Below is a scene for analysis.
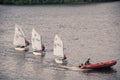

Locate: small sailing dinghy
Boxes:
[53,34,67,64]
[31,28,45,56]
[13,24,29,51]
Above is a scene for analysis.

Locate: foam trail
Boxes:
[58,65,84,71]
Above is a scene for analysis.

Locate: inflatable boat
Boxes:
[80,60,117,69]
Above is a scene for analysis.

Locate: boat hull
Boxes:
[80,60,117,69]
[55,58,67,64]
[55,58,63,64]
[15,47,28,51]
[33,51,45,56]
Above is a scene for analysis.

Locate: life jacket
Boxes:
[64,54,67,59]
[25,40,30,46]
[42,45,45,51]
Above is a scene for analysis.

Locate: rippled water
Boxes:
[0,1,120,80]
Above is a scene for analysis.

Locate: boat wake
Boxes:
[58,65,83,71]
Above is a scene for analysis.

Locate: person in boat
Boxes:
[85,58,91,65]
[25,40,30,46]
[78,63,83,67]
[62,54,67,61]
[42,44,45,52]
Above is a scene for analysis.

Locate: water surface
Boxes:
[0,2,120,80]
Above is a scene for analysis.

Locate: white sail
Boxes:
[53,34,64,58]
[31,28,42,51]
[13,24,26,46]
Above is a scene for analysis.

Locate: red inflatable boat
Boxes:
[80,60,117,69]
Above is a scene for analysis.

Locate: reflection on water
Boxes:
[0,1,120,80]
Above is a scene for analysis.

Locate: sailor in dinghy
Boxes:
[53,34,67,64]
[31,28,45,56]
[13,24,29,51]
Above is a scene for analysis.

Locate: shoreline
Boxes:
[0,1,119,5]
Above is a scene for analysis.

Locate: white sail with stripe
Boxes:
[31,28,42,51]
[53,34,64,58]
[13,24,26,46]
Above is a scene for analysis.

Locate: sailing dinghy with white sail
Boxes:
[53,34,67,64]
[31,28,45,56]
[13,24,29,51]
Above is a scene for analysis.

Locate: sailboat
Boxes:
[53,34,67,64]
[13,24,29,51]
[31,28,45,56]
